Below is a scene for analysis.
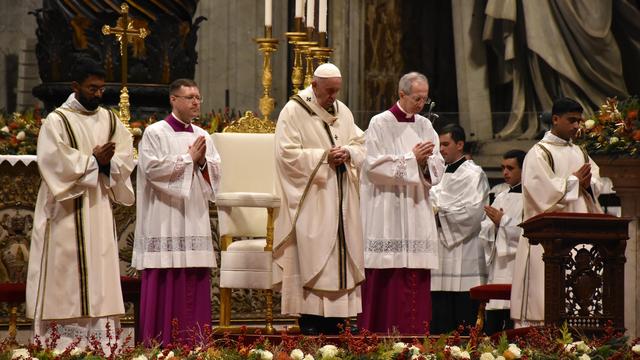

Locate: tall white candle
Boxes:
[306,0,315,28]
[318,0,327,32]
[265,0,272,27]
[295,0,303,18]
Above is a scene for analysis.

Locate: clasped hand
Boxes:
[328,146,350,167]
[572,163,592,191]
[484,205,504,226]
[413,141,434,167]
[93,142,115,166]
[188,135,207,167]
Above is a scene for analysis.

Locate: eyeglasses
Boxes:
[409,95,431,105]
[174,95,204,104]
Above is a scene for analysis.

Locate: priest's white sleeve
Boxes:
[102,114,135,206]
[196,134,221,202]
[37,113,99,202]
[478,214,497,267]
[436,170,489,249]
[362,121,423,186]
[137,126,195,199]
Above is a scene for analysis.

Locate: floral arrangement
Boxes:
[2,322,640,360]
[0,108,42,155]
[575,96,640,158]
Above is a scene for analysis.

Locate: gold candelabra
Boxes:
[285,31,307,95]
[255,26,279,122]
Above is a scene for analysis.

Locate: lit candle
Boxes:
[265,0,272,27]
[295,0,303,18]
[318,0,327,33]
[306,0,315,28]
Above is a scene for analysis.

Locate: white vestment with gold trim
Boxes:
[273,86,366,317]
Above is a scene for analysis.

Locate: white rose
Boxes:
[445,345,463,358]
[579,354,590,360]
[16,131,26,140]
[157,353,164,359]
[584,119,595,130]
[610,137,619,144]
[496,357,506,360]
[303,355,315,360]
[393,342,407,353]
[410,355,421,360]
[506,344,521,359]
[261,350,273,360]
[632,344,640,354]
[408,345,421,356]
[574,341,591,353]
[132,355,148,360]
[318,345,339,359]
[480,352,496,360]
[291,349,305,360]
[459,351,471,359]
[1,126,9,133]
[70,347,83,356]
[11,348,30,359]
[166,351,175,359]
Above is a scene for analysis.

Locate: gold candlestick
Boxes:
[298,41,318,88]
[310,45,333,64]
[285,31,307,94]
[255,26,279,122]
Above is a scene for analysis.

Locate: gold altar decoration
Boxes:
[222,111,276,134]
[311,31,333,64]
[102,3,149,128]
[255,26,279,122]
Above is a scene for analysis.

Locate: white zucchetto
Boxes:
[313,63,342,78]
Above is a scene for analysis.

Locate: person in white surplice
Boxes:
[133,79,221,345]
[478,149,525,334]
[273,63,366,335]
[357,72,445,334]
[26,59,135,351]
[429,124,489,334]
[511,97,604,328]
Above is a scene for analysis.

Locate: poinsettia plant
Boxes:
[575,96,640,158]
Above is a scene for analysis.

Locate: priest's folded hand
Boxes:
[93,142,115,166]
[189,135,207,166]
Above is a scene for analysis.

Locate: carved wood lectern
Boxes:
[521,212,630,333]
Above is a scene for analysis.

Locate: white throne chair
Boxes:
[212,111,279,333]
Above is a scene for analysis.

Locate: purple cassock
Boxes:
[138,114,212,346]
[356,103,433,335]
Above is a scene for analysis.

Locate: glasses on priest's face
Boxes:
[174,95,204,104]
[409,94,431,106]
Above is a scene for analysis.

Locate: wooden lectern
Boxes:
[521,212,630,333]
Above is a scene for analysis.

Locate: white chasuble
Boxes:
[430,158,489,292]
[26,94,135,321]
[133,120,221,269]
[361,110,445,269]
[478,187,523,310]
[273,86,366,317]
[511,131,604,323]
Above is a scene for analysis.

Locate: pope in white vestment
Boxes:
[26,83,134,348]
[273,64,365,334]
[511,98,604,326]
